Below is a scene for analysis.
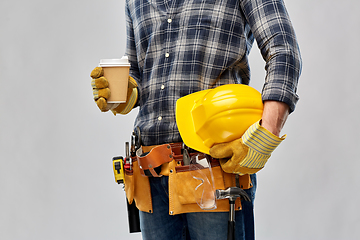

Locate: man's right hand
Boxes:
[91,67,112,112]
[90,67,139,114]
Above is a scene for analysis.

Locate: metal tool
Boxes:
[131,131,137,157]
[215,187,251,240]
[182,143,191,165]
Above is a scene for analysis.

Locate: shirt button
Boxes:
[158,116,162,121]
[165,52,170,58]
[167,18,172,23]
[161,84,165,90]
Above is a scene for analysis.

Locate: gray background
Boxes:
[1,0,359,239]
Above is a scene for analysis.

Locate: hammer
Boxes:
[215,187,251,240]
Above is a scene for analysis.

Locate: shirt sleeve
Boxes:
[125,0,141,108]
[240,0,302,113]
[125,0,141,84]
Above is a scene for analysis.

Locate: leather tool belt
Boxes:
[136,142,202,177]
[125,142,252,215]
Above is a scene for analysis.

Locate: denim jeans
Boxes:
[139,174,257,240]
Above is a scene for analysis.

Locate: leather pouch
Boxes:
[124,159,153,213]
[168,160,252,215]
[175,164,225,205]
[124,169,134,204]
[137,144,174,177]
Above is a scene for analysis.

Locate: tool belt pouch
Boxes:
[175,163,225,205]
[136,144,174,177]
[124,158,153,213]
[168,159,252,215]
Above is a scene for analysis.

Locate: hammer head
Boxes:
[215,187,251,202]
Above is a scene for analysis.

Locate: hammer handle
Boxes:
[227,220,235,240]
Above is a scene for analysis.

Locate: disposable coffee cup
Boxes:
[99,56,130,109]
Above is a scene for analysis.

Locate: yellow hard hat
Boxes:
[176,84,263,154]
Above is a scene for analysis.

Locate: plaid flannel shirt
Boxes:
[125,0,301,146]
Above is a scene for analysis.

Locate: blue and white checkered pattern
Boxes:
[125,0,301,146]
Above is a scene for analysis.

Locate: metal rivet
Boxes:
[169,154,173,158]
[170,169,173,173]
[167,145,171,149]
[148,164,152,168]
[170,211,173,215]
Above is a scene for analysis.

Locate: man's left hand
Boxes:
[209,120,286,175]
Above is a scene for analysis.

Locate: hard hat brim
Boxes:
[176,89,212,154]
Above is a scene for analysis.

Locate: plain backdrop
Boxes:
[1,0,359,239]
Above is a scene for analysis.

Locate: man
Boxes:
[91,0,301,239]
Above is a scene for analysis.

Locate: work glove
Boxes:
[90,67,138,114]
[209,121,286,175]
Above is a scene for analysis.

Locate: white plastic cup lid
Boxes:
[99,56,130,67]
